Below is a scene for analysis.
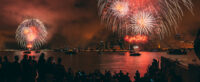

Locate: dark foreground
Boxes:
[2,51,196,82]
[0,52,169,82]
[9,51,165,79]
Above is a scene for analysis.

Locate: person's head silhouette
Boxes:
[23,55,28,60]
[14,56,19,62]
[39,53,45,59]
[29,56,32,60]
[4,56,8,62]
[47,57,53,63]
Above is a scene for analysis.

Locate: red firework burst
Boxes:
[124,35,148,44]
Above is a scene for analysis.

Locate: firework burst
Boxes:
[98,0,130,32]
[16,19,48,49]
[124,35,148,44]
[98,0,193,38]
[110,1,129,17]
[129,11,157,35]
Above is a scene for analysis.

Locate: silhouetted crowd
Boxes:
[0,53,132,82]
[0,53,174,82]
[134,59,166,82]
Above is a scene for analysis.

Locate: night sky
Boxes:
[0,0,200,49]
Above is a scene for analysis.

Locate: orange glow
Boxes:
[23,26,38,49]
[23,26,38,42]
[27,34,36,42]
[27,44,33,49]
[23,29,30,34]
[124,35,148,44]
[115,4,123,13]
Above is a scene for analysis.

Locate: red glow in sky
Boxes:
[124,35,148,44]
[129,0,159,14]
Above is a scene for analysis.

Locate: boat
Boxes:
[129,51,141,56]
[130,52,141,56]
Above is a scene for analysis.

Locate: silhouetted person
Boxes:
[46,57,54,73]
[21,54,31,82]
[38,53,46,82]
[32,56,37,69]
[28,56,33,63]
[2,56,11,82]
[28,56,37,82]
[45,57,55,82]
[152,59,159,72]
[0,56,3,82]
[119,70,124,77]
[118,70,124,82]
[113,71,119,81]
[10,56,21,82]
[55,58,66,82]
[134,70,141,82]
[120,73,131,82]
[194,29,200,59]
[104,70,112,82]
[32,56,38,80]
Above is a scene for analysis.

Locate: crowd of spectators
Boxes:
[0,53,177,82]
[0,53,132,82]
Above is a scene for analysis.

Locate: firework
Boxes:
[16,19,48,49]
[98,0,130,32]
[110,1,129,18]
[128,11,157,35]
[124,35,148,43]
[98,0,193,38]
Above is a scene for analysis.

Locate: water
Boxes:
[0,51,166,81]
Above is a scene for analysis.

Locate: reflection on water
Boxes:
[0,51,166,80]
